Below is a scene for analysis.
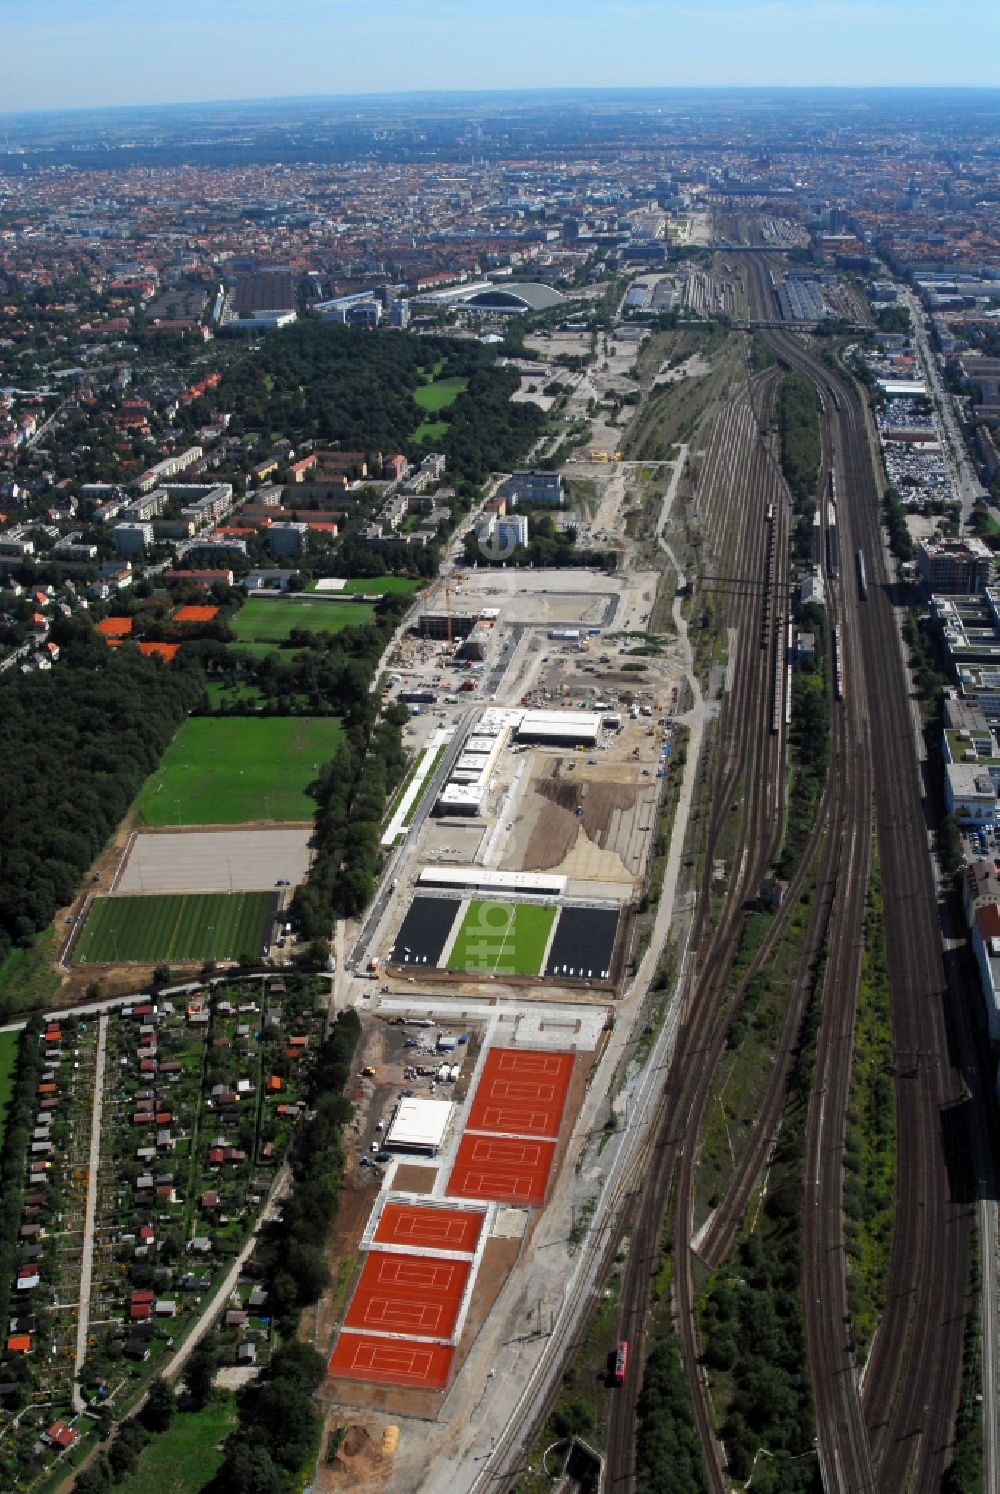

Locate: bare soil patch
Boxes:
[391,1165,437,1195]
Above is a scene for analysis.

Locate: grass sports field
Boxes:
[135,716,342,825]
[447,900,556,978]
[413,375,468,413]
[343,576,423,596]
[73,892,273,964]
[230,597,374,655]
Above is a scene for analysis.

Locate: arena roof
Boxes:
[464,283,566,312]
[420,281,567,314]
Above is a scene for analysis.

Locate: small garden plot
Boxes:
[447,900,556,978]
[134,716,342,825]
[87,976,324,1409]
[73,892,273,964]
[229,597,374,656]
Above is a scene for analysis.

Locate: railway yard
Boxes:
[315,239,1000,1493]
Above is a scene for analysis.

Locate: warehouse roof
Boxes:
[385,1098,453,1154]
[516,709,601,740]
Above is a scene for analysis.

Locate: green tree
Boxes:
[141,1377,175,1433]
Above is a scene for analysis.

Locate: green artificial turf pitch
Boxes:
[73,892,273,964]
[447,900,556,978]
[135,716,341,825]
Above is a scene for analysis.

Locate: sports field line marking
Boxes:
[487,1078,559,1102]
[375,1256,460,1288]
[463,1136,546,1164]
[349,1339,430,1375]
[396,1216,467,1242]
[460,1170,535,1201]
[477,1110,551,1134]
[365,1296,442,1331]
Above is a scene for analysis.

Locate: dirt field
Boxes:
[502,755,658,888]
[116,826,313,894]
[391,1165,437,1195]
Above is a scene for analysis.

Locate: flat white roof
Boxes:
[385,1097,454,1153]
[517,709,601,739]
[465,737,496,754]
[418,866,567,895]
[456,752,491,771]
[438,783,485,807]
[877,379,927,397]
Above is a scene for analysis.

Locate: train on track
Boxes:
[833,625,845,701]
[826,505,840,580]
[856,547,867,600]
[611,1341,628,1385]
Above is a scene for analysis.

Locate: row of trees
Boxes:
[700,951,824,1491]
[778,372,822,505]
[294,700,409,935]
[0,623,204,972]
[635,1334,708,1492]
[883,485,915,562]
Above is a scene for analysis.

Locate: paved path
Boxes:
[72,1013,108,1412]
[162,1162,291,1385]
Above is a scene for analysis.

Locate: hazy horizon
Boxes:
[4,0,998,115]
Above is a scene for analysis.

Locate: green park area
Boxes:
[412,420,448,444]
[413,374,468,413]
[0,929,61,1021]
[0,1029,20,1145]
[73,891,273,965]
[135,716,342,825]
[117,1394,239,1494]
[447,900,556,978]
[229,597,374,656]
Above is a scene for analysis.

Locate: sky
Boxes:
[2,0,998,114]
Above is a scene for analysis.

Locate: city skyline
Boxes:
[4,0,998,115]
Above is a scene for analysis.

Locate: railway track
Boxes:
[606,367,794,1488]
[752,267,981,1492]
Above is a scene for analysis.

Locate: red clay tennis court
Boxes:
[344,1251,471,1339]
[329,1331,454,1391]
[373,1202,485,1255]
[466,1047,575,1138]
[447,1132,557,1208]
[174,604,219,623]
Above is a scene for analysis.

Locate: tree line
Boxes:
[294,700,409,936]
[778,372,822,506]
[0,624,204,981]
